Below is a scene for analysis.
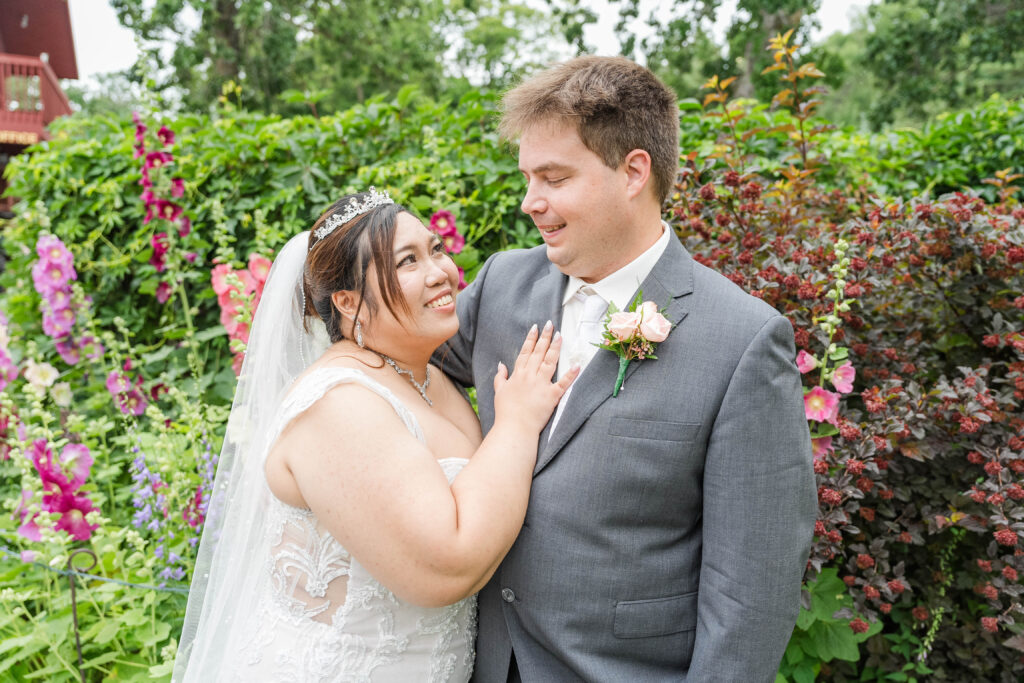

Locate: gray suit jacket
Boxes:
[437,236,815,682]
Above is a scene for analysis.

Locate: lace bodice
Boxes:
[228,367,476,682]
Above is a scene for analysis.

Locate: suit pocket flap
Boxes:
[614,591,698,639]
[609,417,702,443]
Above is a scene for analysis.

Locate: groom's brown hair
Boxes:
[499,56,680,204]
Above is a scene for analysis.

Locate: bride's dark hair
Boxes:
[303,192,412,343]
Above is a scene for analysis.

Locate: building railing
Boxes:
[0,52,73,145]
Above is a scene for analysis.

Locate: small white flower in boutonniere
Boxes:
[596,292,672,397]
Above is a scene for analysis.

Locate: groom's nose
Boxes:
[520,182,545,217]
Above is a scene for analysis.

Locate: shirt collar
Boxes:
[561,221,672,309]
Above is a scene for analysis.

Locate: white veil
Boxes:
[173,231,330,680]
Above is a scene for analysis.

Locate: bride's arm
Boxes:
[285,324,577,608]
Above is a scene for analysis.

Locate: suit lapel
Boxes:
[535,236,695,475]
[527,262,568,447]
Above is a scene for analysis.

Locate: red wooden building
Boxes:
[0,0,78,212]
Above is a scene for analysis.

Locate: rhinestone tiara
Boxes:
[313,187,394,244]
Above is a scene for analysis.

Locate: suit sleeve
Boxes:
[686,314,816,682]
[433,252,498,388]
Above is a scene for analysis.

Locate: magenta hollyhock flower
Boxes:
[140,188,155,205]
[442,230,466,255]
[145,150,173,169]
[811,436,834,461]
[14,489,40,541]
[46,288,71,309]
[430,210,457,236]
[796,350,818,374]
[60,443,93,490]
[831,361,856,394]
[157,125,175,146]
[155,199,182,222]
[155,281,173,303]
[457,266,467,291]
[171,177,185,198]
[0,347,17,391]
[50,491,98,541]
[150,232,169,272]
[178,215,192,237]
[804,386,840,423]
[184,251,198,264]
[31,439,72,495]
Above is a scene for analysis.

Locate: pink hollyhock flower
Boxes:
[184,251,198,264]
[18,517,41,541]
[457,266,467,291]
[106,370,131,395]
[140,189,155,206]
[157,125,175,146]
[608,311,641,342]
[442,231,465,254]
[119,389,148,416]
[430,210,457,236]
[50,491,98,541]
[36,235,74,268]
[811,436,834,461]
[80,336,103,361]
[21,550,37,563]
[796,350,818,373]
[831,361,856,394]
[55,339,81,365]
[178,215,191,237]
[42,307,76,338]
[804,386,840,423]
[211,264,233,295]
[14,489,39,541]
[47,288,71,309]
[155,281,173,303]
[0,348,17,391]
[171,177,185,198]
[248,254,273,283]
[31,259,75,296]
[638,301,671,342]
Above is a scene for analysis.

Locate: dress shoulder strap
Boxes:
[274,366,426,444]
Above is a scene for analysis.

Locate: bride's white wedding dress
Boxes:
[226,367,476,682]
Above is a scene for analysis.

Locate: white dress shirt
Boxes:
[549,222,671,433]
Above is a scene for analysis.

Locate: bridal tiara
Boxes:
[313,187,394,244]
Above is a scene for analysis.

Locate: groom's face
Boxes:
[518,121,633,283]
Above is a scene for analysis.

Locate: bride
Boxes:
[173,189,578,681]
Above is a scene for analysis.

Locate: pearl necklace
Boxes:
[377,353,432,406]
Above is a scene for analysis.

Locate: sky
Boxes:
[68,0,873,86]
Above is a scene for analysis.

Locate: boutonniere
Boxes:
[596,291,673,397]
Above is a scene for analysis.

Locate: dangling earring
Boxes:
[355,320,364,348]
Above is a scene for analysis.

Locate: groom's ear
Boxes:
[330,290,359,319]
[622,149,653,200]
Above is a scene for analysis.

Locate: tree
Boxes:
[860,0,1024,125]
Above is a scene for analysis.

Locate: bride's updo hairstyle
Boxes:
[303,191,413,343]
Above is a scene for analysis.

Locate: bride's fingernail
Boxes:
[553,331,561,342]
[543,320,553,332]
[530,323,538,334]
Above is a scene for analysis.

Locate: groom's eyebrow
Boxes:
[522,162,571,175]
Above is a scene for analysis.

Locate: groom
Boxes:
[439,56,815,681]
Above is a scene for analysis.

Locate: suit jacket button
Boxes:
[501,588,516,603]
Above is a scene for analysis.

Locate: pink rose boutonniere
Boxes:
[597,292,673,397]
